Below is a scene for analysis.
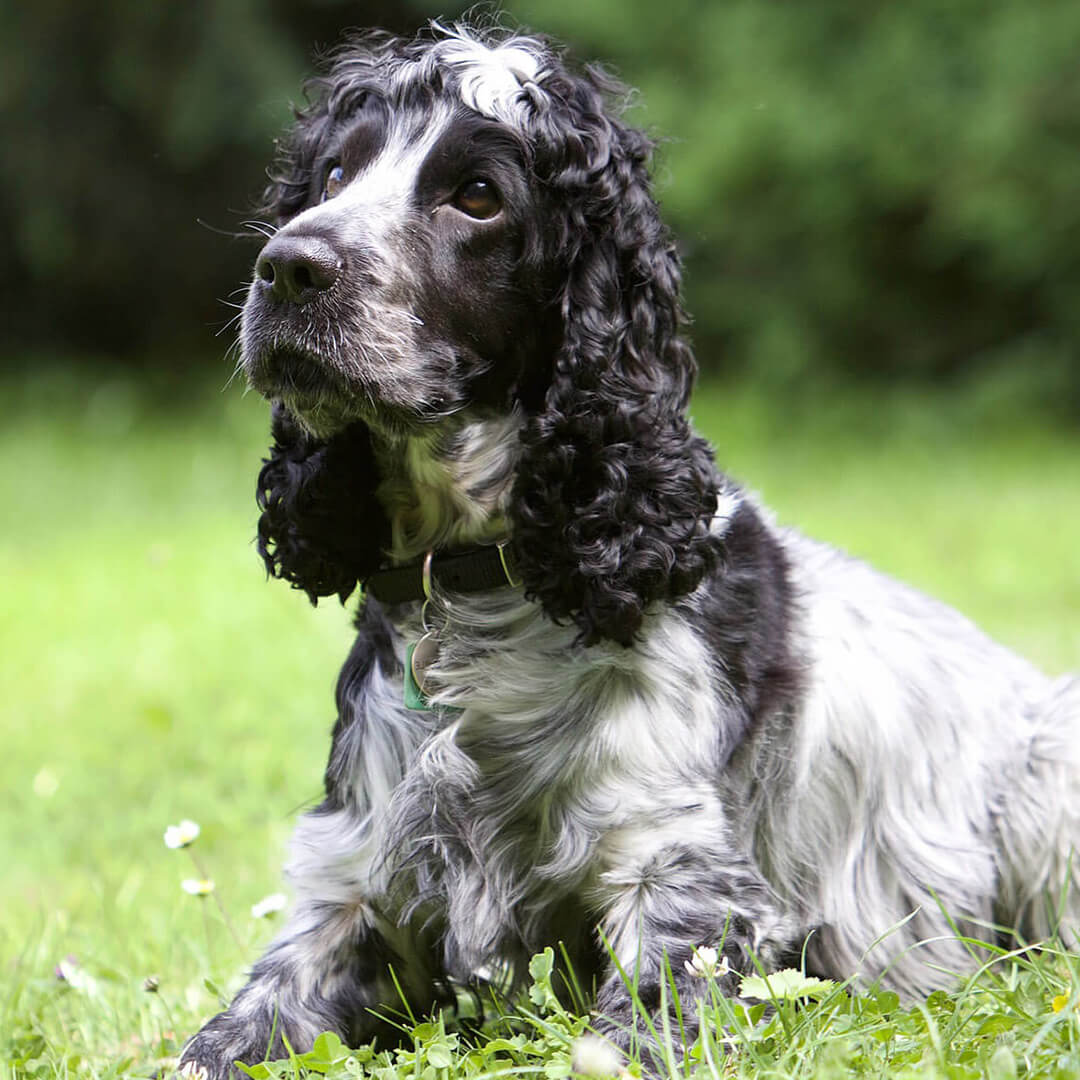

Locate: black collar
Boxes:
[363,540,522,606]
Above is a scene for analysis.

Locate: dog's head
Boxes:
[247,23,719,645]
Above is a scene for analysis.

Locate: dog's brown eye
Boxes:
[453,179,501,220]
[322,164,345,203]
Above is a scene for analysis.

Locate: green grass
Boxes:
[2,367,1078,1078]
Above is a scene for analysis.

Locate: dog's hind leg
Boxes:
[994,675,1080,948]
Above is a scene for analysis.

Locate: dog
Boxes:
[181,21,1080,1077]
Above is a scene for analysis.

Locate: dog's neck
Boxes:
[372,409,523,565]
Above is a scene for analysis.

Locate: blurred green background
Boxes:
[4,0,1080,410]
[1,3,1078,1071]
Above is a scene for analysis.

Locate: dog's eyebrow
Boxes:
[335,106,391,175]
[421,112,527,171]
[410,116,528,212]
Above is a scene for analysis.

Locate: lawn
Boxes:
[2,367,1078,1078]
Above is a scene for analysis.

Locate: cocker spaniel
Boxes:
[182,21,1080,1077]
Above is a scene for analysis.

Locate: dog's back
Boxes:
[723,529,1080,993]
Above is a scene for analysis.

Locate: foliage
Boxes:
[233,950,588,1080]
[183,944,1080,1080]
[4,1,1080,408]
[513,0,1080,410]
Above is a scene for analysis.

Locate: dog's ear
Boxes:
[511,67,719,647]
[256,403,387,604]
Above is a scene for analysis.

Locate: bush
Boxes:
[519,0,1080,410]
[6,0,1079,411]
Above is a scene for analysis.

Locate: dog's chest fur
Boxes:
[324,587,722,978]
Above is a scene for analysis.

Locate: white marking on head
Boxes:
[432,24,547,126]
[287,104,454,242]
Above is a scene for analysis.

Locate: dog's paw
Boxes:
[175,1062,211,1080]
[175,1048,244,1080]
[177,1016,277,1080]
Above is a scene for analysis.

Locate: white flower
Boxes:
[33,767,59,798]
[181,877,215,897]
[572,1034,624,1077]
[250,892,288,919]
[684,945,729,980]
[56,957,99,996]
[164,819,201,849]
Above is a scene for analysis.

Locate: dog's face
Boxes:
[241,38,562,438]
[248,26,720,646]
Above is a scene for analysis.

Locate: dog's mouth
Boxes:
[239,288,464,437]
[247,345,342,399]
[245,342,437,439]
[244,345,366,433]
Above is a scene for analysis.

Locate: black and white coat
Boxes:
[182,23,1080,1078]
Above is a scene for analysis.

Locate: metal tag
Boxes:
[404,633,439,711]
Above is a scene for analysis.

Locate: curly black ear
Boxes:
[256,403,388,603]
[511,65,719,647]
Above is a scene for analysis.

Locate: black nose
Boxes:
[255,234,342,304]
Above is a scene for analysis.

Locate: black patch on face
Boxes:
[309,97,391,205]
[409,110,560,411]
[415,111,531,207]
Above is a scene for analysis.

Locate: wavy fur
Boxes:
[250,30,715,644]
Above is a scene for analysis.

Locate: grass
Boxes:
[1,366,1078,1078]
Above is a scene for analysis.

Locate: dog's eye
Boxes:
[321,164,345,203]
[452,179,501,220]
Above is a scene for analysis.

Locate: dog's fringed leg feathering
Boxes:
[589,807,799,1066]
[180,629,443,1078]
[178,899,435,1077]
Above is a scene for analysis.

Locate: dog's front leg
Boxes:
[590,816,796,1066]
[179,807,439,1080]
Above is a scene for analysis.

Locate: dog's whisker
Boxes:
[241,219,279,239]
[213,312,245,341]
[197,217,262,241]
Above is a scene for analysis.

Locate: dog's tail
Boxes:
[994,675,1080,946]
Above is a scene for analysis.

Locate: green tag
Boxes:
[404,642,432,711]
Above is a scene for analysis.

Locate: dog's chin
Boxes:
[244,345,446,441]
[279,395,362,440]
[244,346,364,437]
